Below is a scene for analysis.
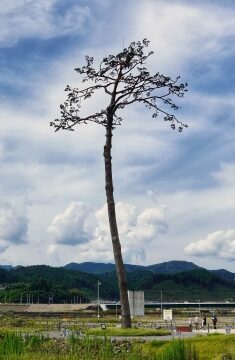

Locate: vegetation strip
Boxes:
[85,327,171,337]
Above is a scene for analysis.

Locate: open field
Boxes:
[0,329,234,360]
[146,335,235,360]
[0,310,235,359]
[0,331,202,360]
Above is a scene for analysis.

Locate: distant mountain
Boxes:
[100,267,235,302]
[64,260,201,274]
[0,265,13,271]
[0,264,235,303]
[64,261,235,289]
[0,265,118,303]
[147,261,201,273]
[64,262,115,273]
[64,262,145,274]
[211,269,235,283]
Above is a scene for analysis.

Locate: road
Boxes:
[39,328,234,341]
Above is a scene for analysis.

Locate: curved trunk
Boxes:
[103,110,131,328]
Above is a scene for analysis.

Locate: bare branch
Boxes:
[52,38,188,133]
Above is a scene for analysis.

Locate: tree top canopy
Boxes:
[51,38,188,132]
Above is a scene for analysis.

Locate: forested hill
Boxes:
[64,260,201,274]
[0,265,118,304]
[0,265,235,303]
[128,268,235,301]
[147,261,201,273]
[64,261,235,287]
[211,269,235,283]
[102,268,235,302]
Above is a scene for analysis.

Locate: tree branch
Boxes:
[52,38,188,134]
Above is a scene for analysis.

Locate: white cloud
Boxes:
[95,201,168,263]
[0,0,91,45]
[48,200,168,264]
[0,241,9,253]
[46,243,58,255]
[48,202,94,245]
[128,207,168,242]
[0,0,235,271]
[184,229,235,260]
[0,202,28,250]
[213,163,235,187]
[129,0,235,74]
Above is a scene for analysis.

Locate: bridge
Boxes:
[101,301,235,311]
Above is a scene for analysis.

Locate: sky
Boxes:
[0,0,235,271]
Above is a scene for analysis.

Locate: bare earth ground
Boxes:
[0,304,91,312]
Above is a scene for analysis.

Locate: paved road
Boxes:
[39,330,208,341]
[33,326,235,341]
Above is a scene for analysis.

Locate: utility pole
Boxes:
[161,290,163,319]
[97,281,101,318]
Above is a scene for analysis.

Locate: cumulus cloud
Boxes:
[0,202,28,251]
[48,201,168,264]
[94,201,168,263]
[0,0,91,45]
[184,229,235,260]
[48,202,94,245]
[128,206,168,242]
[1,0,235,269]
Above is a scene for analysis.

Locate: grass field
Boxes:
[0,332,199,360]
[146,334,235,360]
[84,326,171,337]
[0,314,235,359]
[0,330,234,359]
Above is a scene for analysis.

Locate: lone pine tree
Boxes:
[51,39,187,328]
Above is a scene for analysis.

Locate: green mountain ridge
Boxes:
[103,268,235,302]
[64,260,201,274]
[64,262,146,273]
[64,261,235,285]
[0,262,235,303]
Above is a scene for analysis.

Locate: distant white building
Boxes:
[128,290,144,316]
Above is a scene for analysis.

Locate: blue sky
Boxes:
[0,0,235,271]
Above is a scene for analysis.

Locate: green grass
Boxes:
[0,316,57,333]
[85,326,171,337]
[3,331,234,360]
[147,335,235,360]
[191,335,235,360]
[0,315,235,360]
[0,332,199,360]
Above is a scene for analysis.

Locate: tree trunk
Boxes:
[103,110,131,328]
